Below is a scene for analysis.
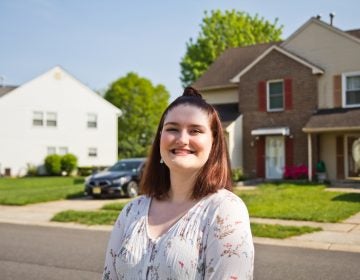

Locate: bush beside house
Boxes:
[43,154,78,176]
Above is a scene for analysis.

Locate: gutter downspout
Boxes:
[307,133,313,181]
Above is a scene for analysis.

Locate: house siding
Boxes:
[201,87,238,104]
[239,50,319,177]
[0,67,120,176]
[283,20,360,109]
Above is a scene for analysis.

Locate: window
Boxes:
[33,111,57,127]
[46,112,57,127]
[33,111,44,126]
[58,147,68,155]
[47,147,56,155]
[87,113,97,128]
[88,147,97,157]
[267,80,284,111]
[343,73,360,107]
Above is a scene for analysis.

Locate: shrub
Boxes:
[26,163,38,176]
[44,154,62,175]
[61,154,78,175]
[231,168,245,182]
[283,164,308,180]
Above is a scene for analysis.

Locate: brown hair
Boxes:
[140,86,232,200]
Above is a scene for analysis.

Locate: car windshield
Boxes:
[108,160,142,172]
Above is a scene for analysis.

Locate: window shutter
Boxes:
[258,81,266,112]
[285,137,294,167]
[336,136,344,179]
[284,78,293,110]
[333,75,342,108]
[256,137,265,178]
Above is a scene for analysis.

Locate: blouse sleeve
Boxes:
[102,202,132,280]
[204,195,254,280]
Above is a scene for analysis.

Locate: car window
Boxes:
[108,161,142,172]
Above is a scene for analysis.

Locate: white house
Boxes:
[0,66,121,176]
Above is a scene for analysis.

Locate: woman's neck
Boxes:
[168,171,197,203]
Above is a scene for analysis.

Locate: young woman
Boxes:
[103,87,254,280]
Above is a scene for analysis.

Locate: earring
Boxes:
[160,158,164,164]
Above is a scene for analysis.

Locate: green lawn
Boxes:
[0,177,84,205]
[235,183,360,222]
[52,205,321,239]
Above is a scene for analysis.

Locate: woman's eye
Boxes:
[165,127,178,132]
[190,129,201,134]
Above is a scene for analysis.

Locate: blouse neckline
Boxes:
[144,195,206,243]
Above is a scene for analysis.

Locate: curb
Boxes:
[1,218,360,253]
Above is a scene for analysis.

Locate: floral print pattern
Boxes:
[103,189,254,279]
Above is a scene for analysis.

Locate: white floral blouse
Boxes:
[102,189,254,280]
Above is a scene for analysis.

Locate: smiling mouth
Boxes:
[171,149,195,155]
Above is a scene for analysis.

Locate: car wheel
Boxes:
[127,181,138,198]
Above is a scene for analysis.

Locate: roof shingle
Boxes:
[192,42,279,90]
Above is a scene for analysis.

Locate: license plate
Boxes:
[93,187,101,194]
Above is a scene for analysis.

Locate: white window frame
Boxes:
[342,71,360,108]
[46,112,57,127]
[88,147,98,157]
[58,147,68,155]
[87,113,98,128]
[267,79,284,112]
[47,147,56,155]
[33,111,44,126]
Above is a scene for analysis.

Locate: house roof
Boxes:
[0,86,17,98]
[303,108,360,133]
[283,17,360,48]
[230,45,324,83]
[192,42,279,90]
[213,103,241,123]
[346,29,360,39]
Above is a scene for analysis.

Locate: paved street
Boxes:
[1,223,359,280]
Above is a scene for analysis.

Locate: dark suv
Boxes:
[84,158,146,198]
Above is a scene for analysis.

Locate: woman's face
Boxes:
[160,104,213,174]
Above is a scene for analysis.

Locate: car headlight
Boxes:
[113,176,131,185]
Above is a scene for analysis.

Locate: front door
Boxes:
[266,136,285,179]
[347,135,360,178]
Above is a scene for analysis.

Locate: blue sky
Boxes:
[1,0,359,100]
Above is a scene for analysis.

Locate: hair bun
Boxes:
[182,86,203,98]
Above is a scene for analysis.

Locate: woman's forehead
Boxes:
[164,104,210,125]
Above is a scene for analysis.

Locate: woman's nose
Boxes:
[176,130,189,145]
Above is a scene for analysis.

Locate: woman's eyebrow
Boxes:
[164,122,206,129]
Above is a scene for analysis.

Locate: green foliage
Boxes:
[61,153,78,175]
[44,154,62,176]
[26,163,38,176]
[104,72,170,158]
[231,168,245,182]
[180,9,283,86]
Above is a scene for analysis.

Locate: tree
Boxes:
[180,10,283,86]
[104,73,170,158]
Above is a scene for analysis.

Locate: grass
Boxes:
[251,223,321,239]
[0,177,84,205]
[235,183,360,222]
[52,204,321,238]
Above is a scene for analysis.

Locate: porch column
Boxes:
[307,133,313,181]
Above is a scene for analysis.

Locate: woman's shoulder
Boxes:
[206,189,248,215]
[120,195,150,219]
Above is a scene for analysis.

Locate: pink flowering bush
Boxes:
[283,164,308,180]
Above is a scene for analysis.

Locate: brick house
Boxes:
[193,17,360,182]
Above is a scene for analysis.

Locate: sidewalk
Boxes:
[0,191,360,253]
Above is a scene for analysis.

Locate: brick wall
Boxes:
[239,50,319,178]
